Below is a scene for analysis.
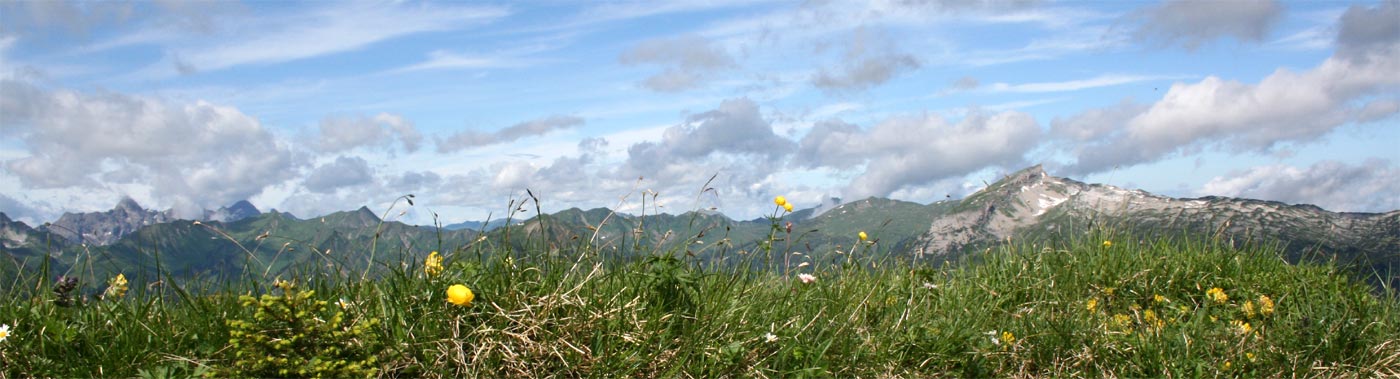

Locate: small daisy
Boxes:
[797,274,817,284]
[0,323,11,343]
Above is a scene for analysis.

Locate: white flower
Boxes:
[0,323,11,342]
[986,330,1000,345]
[797,274,817,284]
[922,282,939,289]
[763,332,778,343]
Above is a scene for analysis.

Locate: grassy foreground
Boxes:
[1,213,1398,378]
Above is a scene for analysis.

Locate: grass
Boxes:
[1,204,1398,378]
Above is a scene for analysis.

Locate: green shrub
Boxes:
[211,280,379,378]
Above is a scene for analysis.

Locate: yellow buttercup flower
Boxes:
[1154,294,1168,304]
[858,231,868,242]
[106,273,129,299]
[783,203,794,213]
[1207,287,1228,304]
[1102,240,1112,248]
[424,251,444,277]
[774,196,787,207]
[447,284,474,306]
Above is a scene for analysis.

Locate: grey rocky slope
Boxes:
[912,165,1400,284]
[45,197,174,246]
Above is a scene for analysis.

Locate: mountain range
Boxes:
[2,165,1396,289]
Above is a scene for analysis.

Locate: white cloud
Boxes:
[620,34,737,92]
[811,28,920,93]
[1128,0,1284,49]
[304,156,374,194]
[794,110,1041,199]
[986,74,1190,93]
[0,79,303,215]
[621,98,794,181]
[1335,0,1399,61]
[313,113,422,154]
[437,115,584,153]
[180,3,508,73]
[1064,6,1400,176]
[1198,159,1400,213]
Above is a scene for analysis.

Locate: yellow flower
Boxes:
[783,203,794,213]
[858,231,868,242]
[1207,287,1228,304]
[1231,320,1253,335]
[1221,360,1232,371]
[424,251,444,277]
[106,273,129,299]
[1001,331,1015,345]
[1154,294,1168,304]
[1112,313,1133,333]
[1246,352,1257,362]
[0,323,10,343]
[1102,240,1112,248]
[1144,309,1164,329]
[1242,300,1257,319]
[774,196,787,207]
[447,284,474,306]
[1258,295,1275,317]
[1085,298,1099,312]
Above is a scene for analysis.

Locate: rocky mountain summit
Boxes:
[911,165,1400,282]
[45,197,175,246]
[203,200,261,223]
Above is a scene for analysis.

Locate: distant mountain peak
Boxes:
[204,200,261,223]
[115,196,145,212]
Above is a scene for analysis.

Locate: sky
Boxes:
[0,0,1397,226]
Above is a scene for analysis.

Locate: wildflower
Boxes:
[774,196,787,207]
[447,284,474,306]
[1242,300,1257,319]
[1144,309,1164,329]
[1154,294,1168,304]
[105,273,129,299]
[1112,313,1132,328]
[1103,240,1112,248]
[1207,287,1228,304]
[1085,298,1098,312]
[763,332,778,343]
[922,282,939,290]
[1231,320,1253,335]
[337,298,351,310]
[797,274,817,284]
[1001,331,1015,345]
[1258,295,1275,317]
[987,330,1001,345]
[1246,352,1257,362]
[0,323,10,343]
[783,203,794,213]
[424,251,444,277]
[858,231,868,242]
[1222,360,1232,371]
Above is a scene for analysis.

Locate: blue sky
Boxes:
[1,0,1397,225]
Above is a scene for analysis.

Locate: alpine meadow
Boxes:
[2,0,1399,378]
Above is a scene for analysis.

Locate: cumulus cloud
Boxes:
[1062,6,1400,176]
[621,98,795,181]
[795,110,1041,199]
[1049,99,1149,142]
[313,112,422,153]
[620,34,736,92]
[1128,0,1283,49]
[1335,0,1399,62]
[1198,159,1400,213]
[304,156,374,194]
[437,115,583,153]
[0,79,301,214]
